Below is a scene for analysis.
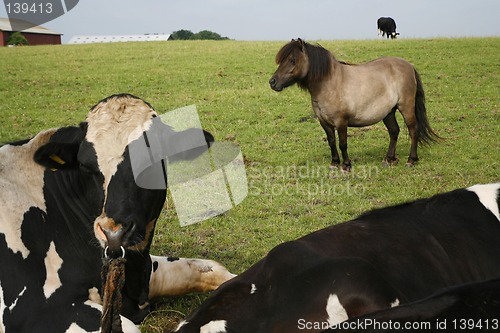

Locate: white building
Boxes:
[68,34,170,44]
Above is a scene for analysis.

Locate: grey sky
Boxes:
[1,0,499,43]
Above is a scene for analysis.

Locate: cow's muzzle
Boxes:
[95,216,136,253]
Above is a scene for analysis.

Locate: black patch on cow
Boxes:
[153,261,159,272]
[167,256,180,262]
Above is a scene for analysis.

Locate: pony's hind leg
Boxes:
[399,105,420,167]
[382,108,400,166]
[319,119,341,169]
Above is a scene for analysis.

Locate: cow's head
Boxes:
[34,94,213,257]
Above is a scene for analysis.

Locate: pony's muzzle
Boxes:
[269,77,282,91]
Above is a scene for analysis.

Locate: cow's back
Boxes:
[296,187,500,301]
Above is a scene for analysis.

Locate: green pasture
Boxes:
[0,38,498,331]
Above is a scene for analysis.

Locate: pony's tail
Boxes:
[414,69,441,145]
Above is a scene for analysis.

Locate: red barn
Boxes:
[0,17,62,46]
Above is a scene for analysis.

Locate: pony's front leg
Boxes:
[336,124,352,172]
[318,119,340,169]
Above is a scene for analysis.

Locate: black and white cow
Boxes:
[175,183,500,333]
[0,94,234,333]
[324,277,500,332]
[377,17,399,39]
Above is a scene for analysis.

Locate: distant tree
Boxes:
[170,29,229,40]
[170,29,194,40]
[7,32,29,46]
[191,30,229,40]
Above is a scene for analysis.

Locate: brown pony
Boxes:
[269,38,440,171]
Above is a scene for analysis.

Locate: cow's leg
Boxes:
[148,256,236,299]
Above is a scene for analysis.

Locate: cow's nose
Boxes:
[101,226,125,253]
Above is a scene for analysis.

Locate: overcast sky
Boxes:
[1,0,499,43]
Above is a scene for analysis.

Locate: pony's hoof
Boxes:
[382,158,398,167]
[405,158,418,167]
[341,163,351,174]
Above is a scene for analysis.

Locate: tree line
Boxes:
[170,29,229,40]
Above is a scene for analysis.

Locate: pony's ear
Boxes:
[297,38,305,50]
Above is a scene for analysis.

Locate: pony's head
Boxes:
[269,38,332,91]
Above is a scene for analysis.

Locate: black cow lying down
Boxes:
[0,94,234,333]
[324,277,500,332]
[175,183,500,333]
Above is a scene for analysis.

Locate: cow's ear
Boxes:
[34,125,86,170]
[34,142,80,170]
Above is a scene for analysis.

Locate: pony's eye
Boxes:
[290,58,296,65]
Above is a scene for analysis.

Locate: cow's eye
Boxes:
[290,57,296,65]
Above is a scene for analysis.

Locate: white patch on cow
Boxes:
[390,298,400,307]
[0,281,5,332]
[0,130,53,259]
[200,320,227,333]
[83,300,140,333]
[43,241,64,299]
[175,320,188,332]
[326,294,348,326]
[65,323,99,333]
[88,287,102,304]
[467,183,500,221]
[148,255,235,298]
[85,96,156,193]
[250,283,257,294]
[8,286,26,311]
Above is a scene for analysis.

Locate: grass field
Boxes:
[0,38,499,332]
